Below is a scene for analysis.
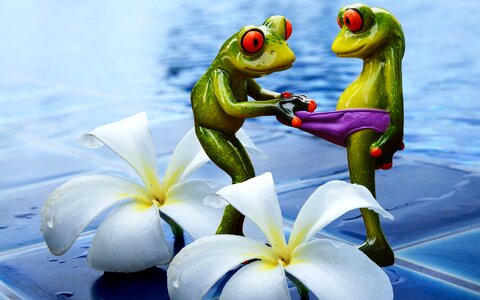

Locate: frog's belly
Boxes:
[336,92,388,110]
[337,78,388,110]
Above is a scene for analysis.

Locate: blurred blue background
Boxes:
[0,0,479,299]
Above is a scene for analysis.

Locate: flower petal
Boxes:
[220,260,290,300]
[167,235,275,300]
[288,180,393,250]
[162,128,209,191]
[212,173,288,258]
[285,239,393,300]
[235,128,268,159]
[88,201,171,272]
[78,112,162,197]
[160,179,225,239]
[41,175,149,255]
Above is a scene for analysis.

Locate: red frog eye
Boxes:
[343,9,363,32]
[337,16,342,28]
[285,19,292,40]
[242,30,264,53]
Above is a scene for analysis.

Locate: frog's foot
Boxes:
[359,236,395,267]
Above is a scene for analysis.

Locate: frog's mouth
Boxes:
[335,44,366,57]
[246,63,293,75]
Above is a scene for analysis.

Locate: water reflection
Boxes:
[0,0,478,168]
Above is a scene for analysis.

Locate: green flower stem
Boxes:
[215,204,245,235]
[286,273,310,300]
[160,211,184,238]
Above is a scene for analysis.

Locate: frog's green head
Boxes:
[332,3,405,59]
[217,16,295,78]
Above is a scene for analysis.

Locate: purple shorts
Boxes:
[295,109,390,147]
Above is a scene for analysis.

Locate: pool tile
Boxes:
[0,180,64,252]
[0,234,164,300]
[0,221,296,300]
[153,125,348,187]
[387,265,480,299]
[397,228,480,285]
[0,177,126,252]
[2,238,478,300]
[250,132,348,183]
[275,163,479,249]
[0,218,183,300]
[0,234,103,299]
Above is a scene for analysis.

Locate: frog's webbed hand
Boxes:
[214,69,306,126]
[370,126,404,170]
[246,78,316,113]
[280,94,316,113]
[370,47,404,170]
[275,94,317,127]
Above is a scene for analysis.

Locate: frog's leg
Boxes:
[346,130,394,267]
[195,125,254,235]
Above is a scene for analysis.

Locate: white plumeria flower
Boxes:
[41,113,263,273]
[167,172,394,300]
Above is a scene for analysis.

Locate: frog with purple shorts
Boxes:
[332,3,405,266]
[285,3,405,267]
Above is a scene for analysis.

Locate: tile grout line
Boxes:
[394,223,480,251]
[276,170,350,194]
[0,230,95,262]
[395,258,480,293]
[0,280,23,300]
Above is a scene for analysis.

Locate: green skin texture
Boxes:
[332,3,405,266]
[191,16,301,235]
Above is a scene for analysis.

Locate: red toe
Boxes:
[281,91,292,98]
[370,147,382,157]
[381,162,393,170]
[308,99,317,112]
[292,116,302,128]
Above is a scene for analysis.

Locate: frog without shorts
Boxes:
[191,16,312,235]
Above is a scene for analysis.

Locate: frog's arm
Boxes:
[246,78,281,100]
[371,47,404,166]
[213,69,280,118]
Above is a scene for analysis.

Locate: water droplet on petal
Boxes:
[55,292,74,298]
[172,279,179,288]
[203,195,228,208]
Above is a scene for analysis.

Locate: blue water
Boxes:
[0,0,479,171]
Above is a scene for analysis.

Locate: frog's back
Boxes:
[191,69,244,134]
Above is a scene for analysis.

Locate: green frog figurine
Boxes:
[332,3,405,266]
[192,16,315,235]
